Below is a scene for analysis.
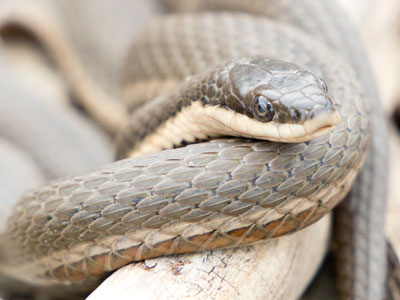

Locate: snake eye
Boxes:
[251,95,274,122]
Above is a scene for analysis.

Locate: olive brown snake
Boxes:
[0,1,391,299]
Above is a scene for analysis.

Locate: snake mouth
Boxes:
[127,102,340,158]
[203,105,340,142]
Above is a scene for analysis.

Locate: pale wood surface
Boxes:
[88,216,331,300]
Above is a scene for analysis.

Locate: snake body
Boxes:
[0,1,388,300]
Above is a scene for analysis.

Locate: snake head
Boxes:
[204,56,340,142]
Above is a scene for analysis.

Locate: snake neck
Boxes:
[116,67,227,159]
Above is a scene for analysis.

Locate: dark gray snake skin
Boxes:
[0,1,389,300]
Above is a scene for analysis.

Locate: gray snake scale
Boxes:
[0,1,389,299]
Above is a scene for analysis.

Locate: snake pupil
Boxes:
[257,102,267,113]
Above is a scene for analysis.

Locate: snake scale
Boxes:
[0,0,389,299]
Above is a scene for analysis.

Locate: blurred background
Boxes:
[0,0,399,299]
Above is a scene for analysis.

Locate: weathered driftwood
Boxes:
[88,215,331,300]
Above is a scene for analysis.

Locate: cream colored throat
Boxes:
[128,102,225,157]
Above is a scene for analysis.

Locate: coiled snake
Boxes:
[0,1,389,299]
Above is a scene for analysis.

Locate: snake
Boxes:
[0,1,390,299]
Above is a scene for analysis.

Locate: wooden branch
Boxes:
[88,215,331,300]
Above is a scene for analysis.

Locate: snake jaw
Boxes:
[203,104,340,143]
[302,110,340,138]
